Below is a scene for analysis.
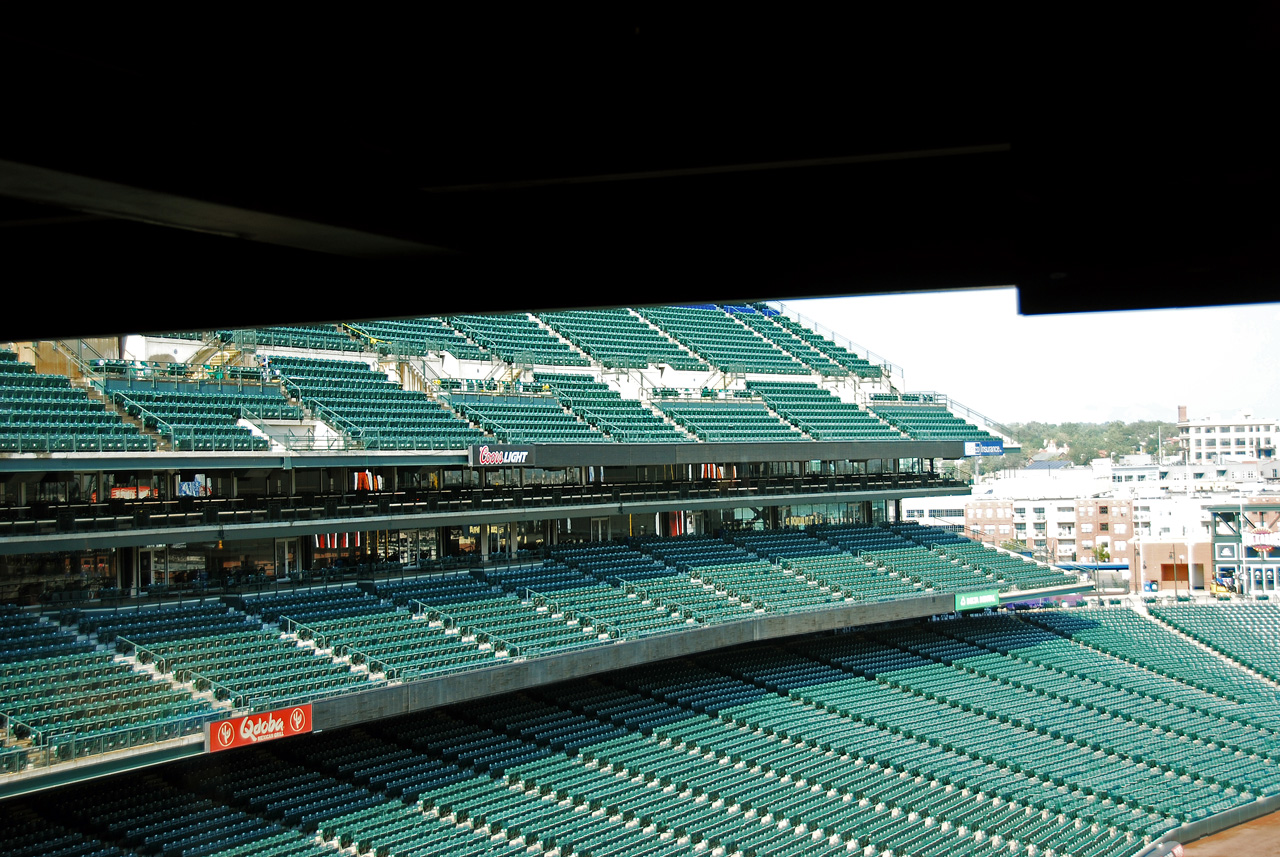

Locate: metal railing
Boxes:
[409,600,522,658]
[116,636,249,708]
[608,578,706,626]
[276,618,400,680]
[542,382,625,440]
[945,395,1017,442]
[50,338,112,389]
[3,710,210,771]
[521,587,620,642]
[769,300,901,382]
[279,377,364,449]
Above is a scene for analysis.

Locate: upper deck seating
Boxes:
[445,314,589,366]
[221,324,363,352]
[763,309,885,377]
[538,309,706,370]
[270,355,485,449]
[728,307,848,375]
[533,372,690,442]
[636,306,811,375]
[0,356,155,452]
[352,318,491,361]
[655,399,806,442]
[745,380,902,440]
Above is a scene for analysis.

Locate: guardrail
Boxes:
[279,377,365,449]
[276,618,400,680]
[769,300,900,381]
[522,587,619,642]
[607,578,706,626]
[2,700,212,771]
[409,600,523,659]
[115,636,249,708]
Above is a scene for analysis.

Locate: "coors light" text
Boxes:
[477,446,529,465]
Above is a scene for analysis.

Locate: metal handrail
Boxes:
[110,389,176,439]
[280,377,364,445]
[768,300,901,381]
[521,587,619,640]
[409,599,522,658]
[543,382,624,441]
[608,577,706,625]
[751,390,820,439]
[276,617,399,680]
[115,636,248,708]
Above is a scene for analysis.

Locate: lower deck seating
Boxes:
[12,606,1280,855]
[0,609,213,762]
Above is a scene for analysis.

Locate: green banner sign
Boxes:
[955,590,1001,612]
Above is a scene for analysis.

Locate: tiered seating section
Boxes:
[539,309,707,370]
[2,305,1010,453]
[110,384,299,451]
[868,399,1002,442]
[763,307,884,377]
[221,324,362,352]
[655,398,806,442]
[84,602,375,709]
[446,391,607,443]
[0,525,1079,773]
[534,372,691,442]
[0,351,154,452]
[446,313,589,366]
[271,355,485,449]
[728,306,849,376]
[746,380,902,440]
[0,607,213,766]
[353,317,490,360]
[1149,603,1280,685]
[638,305,810,374]
[241,587,507,679]
[15,603,1280,857]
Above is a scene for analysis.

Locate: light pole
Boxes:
[1186,538,1194,596]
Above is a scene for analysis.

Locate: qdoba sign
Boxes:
[206,704,312,753]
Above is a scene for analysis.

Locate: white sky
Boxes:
[785,288,1280,425]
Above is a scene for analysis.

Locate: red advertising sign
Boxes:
[206,704,312,753]
[109,486,154,500]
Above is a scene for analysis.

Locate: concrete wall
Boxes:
[1161,791,1280,846]
[312,592,955,731]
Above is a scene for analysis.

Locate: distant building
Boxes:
[1178,404,1277,462]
